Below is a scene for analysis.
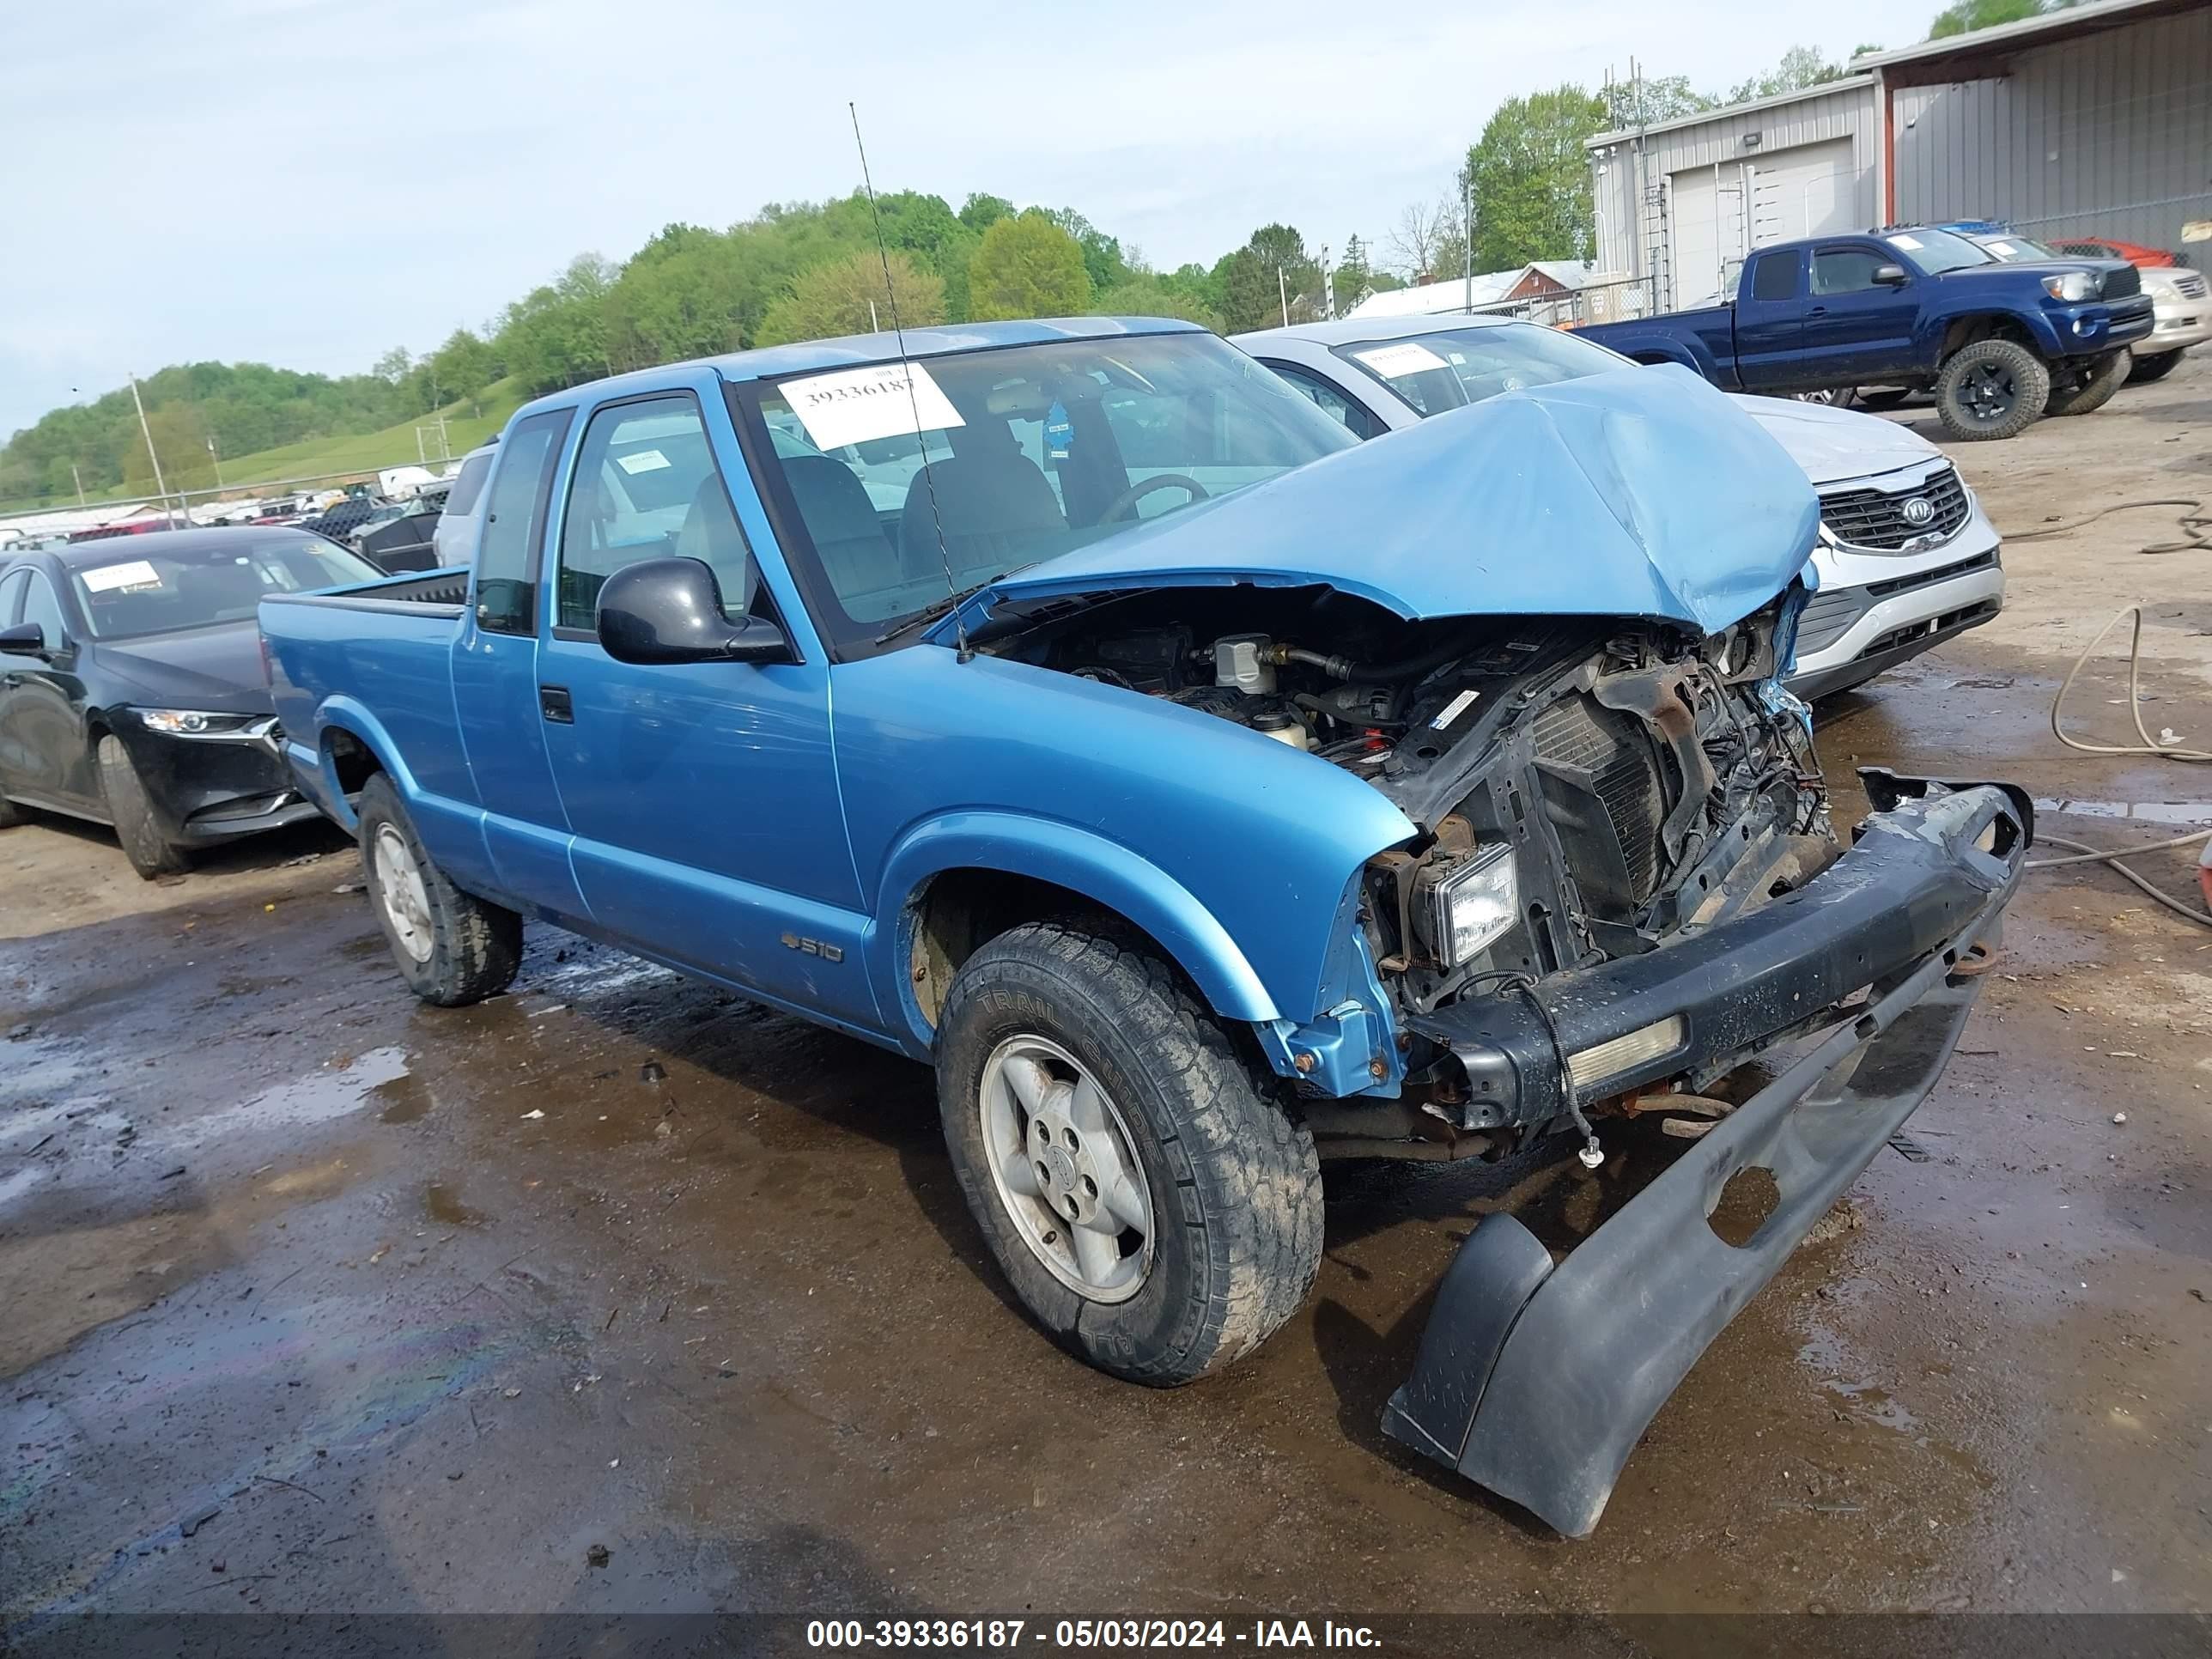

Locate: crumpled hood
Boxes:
[955,364,1820,638]
[1728,394,1940,486]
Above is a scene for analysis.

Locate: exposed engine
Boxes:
[1015,586,1835,1006]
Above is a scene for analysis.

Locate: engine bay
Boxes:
[993,583,1835,999]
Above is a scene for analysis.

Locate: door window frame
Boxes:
[0,568,27,628]
[549,388,759,643]
[18,569,69,651]
[1258,360,1390,440]
[471,407,575,637]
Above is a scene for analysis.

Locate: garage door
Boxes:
[1666,164,1750,309]
[1749,137,1858,246]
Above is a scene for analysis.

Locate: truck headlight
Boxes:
[2041,271,2100,302]
[1427,844,1519,967]
[137,708,258,738]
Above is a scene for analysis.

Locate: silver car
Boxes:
[432,441,498,568]
[1235,313,2005,700]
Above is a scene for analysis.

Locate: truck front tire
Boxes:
[356,774,522,1006]
[935,921,1323,1387]
[1934,339,2050,441]
[2045,349,2130,416]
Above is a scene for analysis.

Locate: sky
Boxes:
[0,0,1944,441]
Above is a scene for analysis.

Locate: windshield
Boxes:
[1971,234,2061,262]
[1883,228,1991,274]
[70,534,382,640]
[750,331,1354,641]
[1329,324,1626,417]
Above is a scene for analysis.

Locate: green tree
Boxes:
[1606,72,1717,126]
[1092,275,1220,331]
[1725,44,1854,104]
[757,250,947,344]
[1929,0,2049,35]
[496,254,615,393]
[967,212,1092,320]
[1462,85,1610,269]
[959,192,1015,234]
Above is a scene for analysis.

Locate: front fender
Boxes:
[874,811,1284,1048]
[307,697,501,897]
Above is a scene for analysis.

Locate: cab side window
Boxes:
[1267,364,1385,440]
[555,395,758,631]
[1812,249,1890,295]
[21,573,67,648]
[1748,251,1799,302]
[474,409,574,635]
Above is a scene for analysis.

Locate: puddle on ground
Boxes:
[2033,797,2212,823]
[171,1046,412,1151]
[423,1181,488,1228]
[374,1070,436,1125]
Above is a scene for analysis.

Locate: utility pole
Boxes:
[70,465,86,507]
[869,300,880,331]
[207,434,223,489]
[1278,265,1290,326]
[1318,245,1332,320]
[1464,173,1475,314]
[128,374,178,526]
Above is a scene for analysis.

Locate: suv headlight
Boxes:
[1425,844,1519,968]
[2042,271,2100,302]
[137,708,258,738]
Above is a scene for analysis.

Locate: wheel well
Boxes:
[1938,314,2033,361]
[906,868,1196,1029]
[325,729,382,799]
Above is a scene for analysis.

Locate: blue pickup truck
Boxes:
[1581,224,2155,440]
[258,319,2031,1536]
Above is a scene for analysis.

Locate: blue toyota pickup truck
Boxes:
[1581,223,2154,441]
[258,318,2031,1536]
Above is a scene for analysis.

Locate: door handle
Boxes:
[1807,305,1828,317]
[539,685,574,724]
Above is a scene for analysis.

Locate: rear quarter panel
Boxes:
[1580,309,1739,386]
[260,593,488,887]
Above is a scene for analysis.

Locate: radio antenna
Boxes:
[849,101,969,663]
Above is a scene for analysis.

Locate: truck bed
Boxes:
[265,568,471,613]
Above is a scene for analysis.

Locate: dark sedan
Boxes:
[0,527,383,877]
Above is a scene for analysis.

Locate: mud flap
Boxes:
[1382,833,2017,1536]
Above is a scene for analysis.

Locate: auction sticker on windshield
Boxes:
[784,362,965,450]
[1353,341,1450,380]
[82,559,161,592]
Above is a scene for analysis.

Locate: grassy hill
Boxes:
[216,376,527,484]
[1,377,528,518]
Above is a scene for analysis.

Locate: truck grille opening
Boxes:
[1532,695,1668,915]
[2103,264,2142,301]
[1818,465,1970,550]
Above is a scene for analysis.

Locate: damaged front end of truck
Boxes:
[955,364,2033,1536]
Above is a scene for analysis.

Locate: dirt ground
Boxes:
[3,357,2210,1640]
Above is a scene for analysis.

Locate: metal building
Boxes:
[1587,0,2211,312]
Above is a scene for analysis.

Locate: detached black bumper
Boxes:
[1382,773,2031,1537]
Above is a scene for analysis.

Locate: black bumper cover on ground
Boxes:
[1382,773,2031,1537]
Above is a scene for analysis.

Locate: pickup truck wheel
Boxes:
[2128,349,2181,385]
[356,774,521,1006]
[1934,339,2050,441]
[936,921,1323,1386]
[95,735,189,879]
[2045,349,2130,416]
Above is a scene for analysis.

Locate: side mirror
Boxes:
[0,622,46,657]
[1873,263,1909,286]
[595,557,792,666]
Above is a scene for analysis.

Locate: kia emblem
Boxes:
[1901,496,1935,526]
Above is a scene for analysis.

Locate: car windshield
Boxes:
[1971,234,2061,262]
[1884,228,1991,273]
[1328,324,1626,417]
[750,331,1355,639]
[69,534,382,640]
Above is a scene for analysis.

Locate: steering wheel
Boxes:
[1100,472,1211,523]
